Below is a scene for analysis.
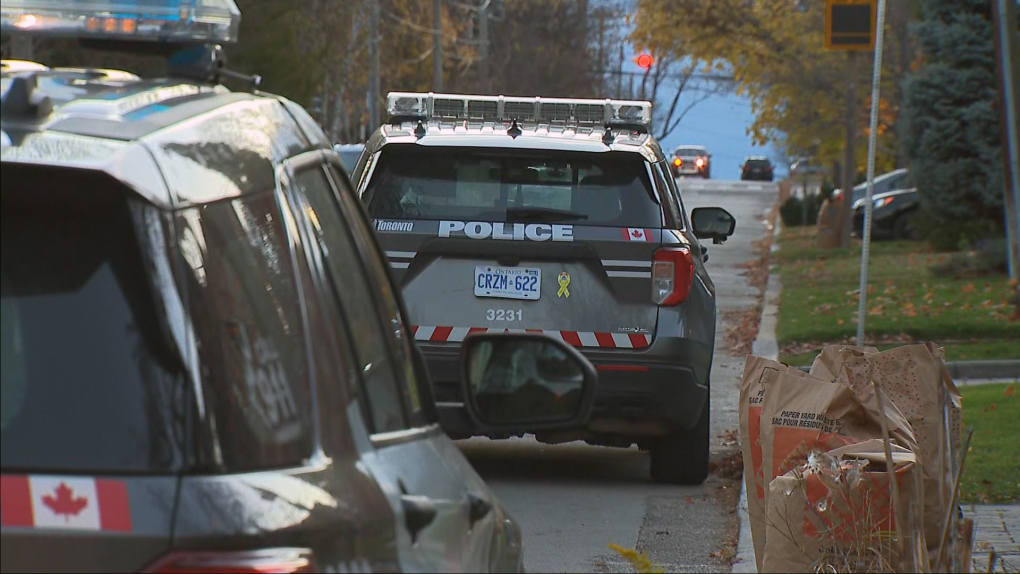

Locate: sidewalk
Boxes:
[965,504,1020,574]
[731,221,1020,573]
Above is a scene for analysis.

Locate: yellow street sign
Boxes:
[825,0,877,51]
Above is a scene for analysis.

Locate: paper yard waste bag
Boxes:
[809,345,879,381]
[762,440,927,573]
[757,364,920,571]
[739,356,818,571]
[838,343,964,572]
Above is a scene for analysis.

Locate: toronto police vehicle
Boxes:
[351,92,737,485]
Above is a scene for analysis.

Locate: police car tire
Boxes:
[649,399,710,485]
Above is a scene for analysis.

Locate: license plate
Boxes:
[474,266,541,300]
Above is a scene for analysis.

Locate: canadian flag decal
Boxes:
[1,475,132,532]
[622,228,652,242]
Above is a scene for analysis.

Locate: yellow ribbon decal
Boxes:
[557,271,571,298]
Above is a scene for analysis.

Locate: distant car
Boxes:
[740,156,774,181]
[852,187,920,240]
[671,145,711,178]
[788,158,825,178]
[333,143,365,175]
[834,168,910,205]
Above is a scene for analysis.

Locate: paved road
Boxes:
[457,179,779,573]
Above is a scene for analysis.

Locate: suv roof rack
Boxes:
[385,92,652,134]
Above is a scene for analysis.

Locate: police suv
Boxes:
[1,2,603,572]
[352,93,737,484]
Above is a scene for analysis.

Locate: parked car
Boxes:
[352,92,737,485]
[740,156,774,181]
[853,188,920,240]
[333,143,366,176]
[1,3,599,572]
[834,168,910,205]
[671,145,711,178]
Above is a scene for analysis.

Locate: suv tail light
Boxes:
[652,247,694,306]
[144,549,315,574]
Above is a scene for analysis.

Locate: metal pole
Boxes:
[368,0,381,132]
[856,0,888,346]
[433,0,443,92]
[478,0,489,92]
[994,0,1020,282]
[840,52,859,248]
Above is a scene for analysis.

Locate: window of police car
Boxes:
[180,191,315,471]
[323,162,428,428]
[290,164,427,434]
[365,146,662,228]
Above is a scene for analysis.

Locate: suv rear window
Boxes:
[1,172,188,474]
[365,145,662,228]
[746,159,771,167]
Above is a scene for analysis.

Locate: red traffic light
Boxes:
[634,53,654,70]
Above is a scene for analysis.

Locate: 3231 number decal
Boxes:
[486,309,523,322]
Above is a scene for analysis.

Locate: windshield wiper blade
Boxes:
[505,206,589,222]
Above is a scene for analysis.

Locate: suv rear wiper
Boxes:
[505,206,589,222]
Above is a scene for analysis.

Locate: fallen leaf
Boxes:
[837,318,845,325]
[961,283,976,294]
[710,551,724,559]
[984,403,997,412]
[685,496,695,505]
[1005,386,1015,398]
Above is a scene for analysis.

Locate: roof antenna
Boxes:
[414,120,427,139]
[602,126,614,146]
[507,119,522,139]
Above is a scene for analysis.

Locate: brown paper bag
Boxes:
[859,344,963,571]
[759,365,918,500]
[762,440,926,573]
[809,345,879,381]
[739,355,819,571]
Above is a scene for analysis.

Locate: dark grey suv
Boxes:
[1,38,600,574]
[352,92,737,484]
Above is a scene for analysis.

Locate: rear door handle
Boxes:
[466,491,492,528]
[401,494,437,544]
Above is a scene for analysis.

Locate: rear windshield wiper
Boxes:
[505,206,589,222]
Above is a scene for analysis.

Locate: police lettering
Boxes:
[439,220,573,242]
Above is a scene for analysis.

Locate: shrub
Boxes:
[929,238,1009,279]
[780,193,825,227]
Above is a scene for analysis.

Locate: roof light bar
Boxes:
[0,0,241,44]
[386,92,652,130]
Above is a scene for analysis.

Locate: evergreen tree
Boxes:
[901,0,1005,250]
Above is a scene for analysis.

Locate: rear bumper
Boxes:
[421,338,710,437]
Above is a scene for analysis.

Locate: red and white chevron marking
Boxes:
[411,326,651,349]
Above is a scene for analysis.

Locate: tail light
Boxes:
[673,158,682,167]
[145,549,315,574]
[652,247,694,306]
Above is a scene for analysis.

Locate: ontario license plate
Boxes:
[474,266,541,300]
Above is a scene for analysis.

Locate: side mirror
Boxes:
[691,207,736,245]
[459,333,597,432]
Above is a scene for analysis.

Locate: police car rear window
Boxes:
[365,146,663,228]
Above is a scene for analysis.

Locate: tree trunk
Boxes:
[840,52,859,248]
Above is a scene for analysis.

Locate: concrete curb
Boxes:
[732,219,784,573]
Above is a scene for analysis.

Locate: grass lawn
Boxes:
[774,227,1019,359]
[959,383,1019,504]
